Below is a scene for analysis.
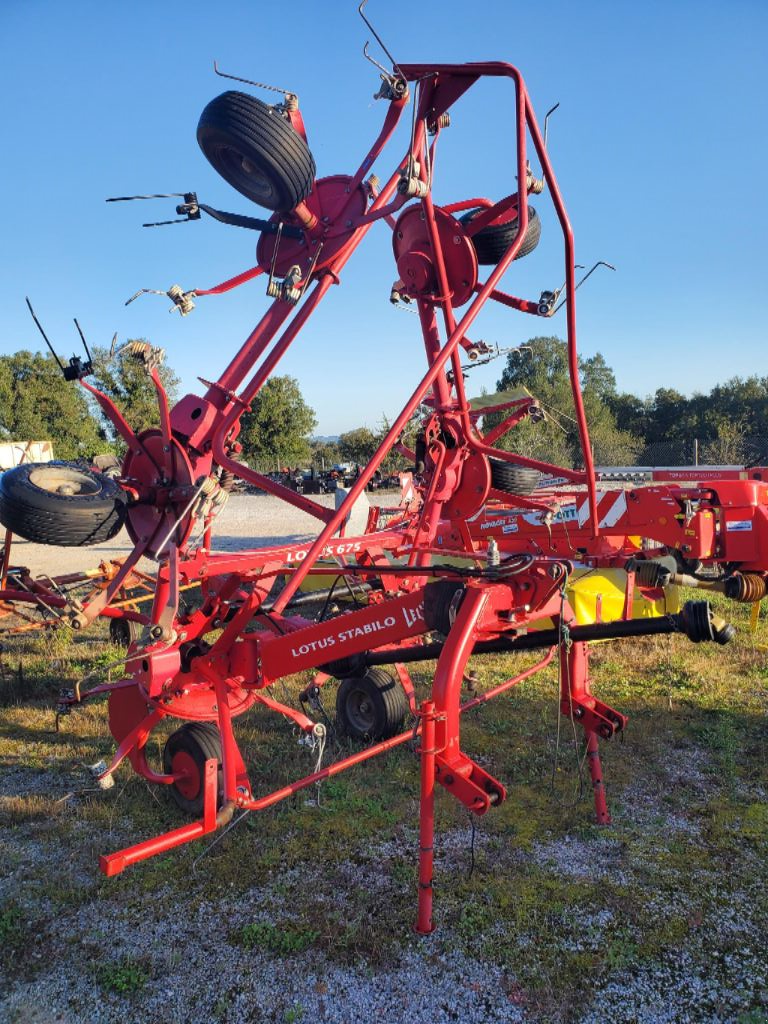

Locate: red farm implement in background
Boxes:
[1,5,765,933]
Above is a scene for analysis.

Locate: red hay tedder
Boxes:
[1,6,766,933]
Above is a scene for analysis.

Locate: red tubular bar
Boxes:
[194,263,264,297]
[586,731,611,824]
[415,699,437,935]
[459,647,556,712]
[101,757,219,876]
[99,651,558,876]
[397,61,597,514]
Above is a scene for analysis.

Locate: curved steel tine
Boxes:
[212,59,295,99]
[358,0,404,80]
[363,40,391,78]
[543,102,560,148]
[25,297,65,372]
[552,262,616,315]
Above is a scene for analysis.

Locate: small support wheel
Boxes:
[336,668,409,741]
[460,205,541,265]
[162,722,223,816]
[489,458,542,495]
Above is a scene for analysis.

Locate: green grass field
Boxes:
[0,593,766,1022]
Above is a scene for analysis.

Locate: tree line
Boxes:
[1,337,766,469]
[492,336,767,467]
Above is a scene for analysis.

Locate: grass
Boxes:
[234,920,320,955]
[94,957,149,994]
[0,593,766,1021]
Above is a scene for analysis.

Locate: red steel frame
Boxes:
[35,59,762,931]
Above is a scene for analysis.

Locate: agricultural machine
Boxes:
[1,5,766,932]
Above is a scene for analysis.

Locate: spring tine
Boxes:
[25,298,65,372]
[73,318,93,363]
[106,193,189,202]
[267,221,284,296]
[141,218,191,228]
[125,288,167,307]
[212,60,295,100]
[362,40,391,78]
[358,0,405,81]
[552,262,616,315]
[298,242,324,302]
[543,102,560,148]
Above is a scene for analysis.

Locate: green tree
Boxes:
[90,342,180,442]
[375,413,420,473]
[606,392,651,439]
[580,352,617,401]
[338,426,378,466]
[702,419,749,465]
[238,375,317,469]
[0,350,110,460]
[493,336,639,467]
[310,439,341,471]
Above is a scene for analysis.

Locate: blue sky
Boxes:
[1,1,766,434]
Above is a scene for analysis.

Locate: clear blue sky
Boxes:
[1,1,766,435]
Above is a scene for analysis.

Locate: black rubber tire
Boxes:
[336,668,409,741]
[489,458,542,495]
[0,462,127,547]
[460,206,541,265]
[423,580,465,635]
[108,617,141,647]
[162,722,224,816]
[197,90,316,211]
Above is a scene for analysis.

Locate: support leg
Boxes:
[585,730,611,824]
[566,641,613,824]
[415,699,437,935]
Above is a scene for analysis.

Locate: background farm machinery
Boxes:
[1,19,766,933]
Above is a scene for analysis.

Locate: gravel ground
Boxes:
[1,784,765,1024]
[2,495,766,1023]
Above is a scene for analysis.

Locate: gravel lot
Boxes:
[7,493,344,578]
[1,493,766,1023]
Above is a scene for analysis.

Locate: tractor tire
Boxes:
[489,458,542,495]
[336,668,409,741]
[108,617,141,648]
[0,463,127,547]
[162,722,224,816]
[460,205,541,265]
[197,90,316,211]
